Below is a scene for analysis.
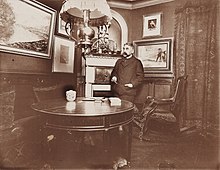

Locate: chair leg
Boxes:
[139,117,150,141]
[133,104,157,141]
[138,122,144,141]
[133,118,144,141]
[133,116,148,141]
[139,106,157,141]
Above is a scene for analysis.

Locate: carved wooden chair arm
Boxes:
[139,95,175,120]
[141,102,158,119]
[146,96,174,105]
[133,95,174,131]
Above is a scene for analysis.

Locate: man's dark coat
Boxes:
[111,55,144,96]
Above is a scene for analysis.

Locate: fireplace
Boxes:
[85,54,121,97]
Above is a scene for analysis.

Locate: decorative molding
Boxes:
[111,10,128,48]
[108,0,174,9]
[108,1,133,10]
[133,0,174,9]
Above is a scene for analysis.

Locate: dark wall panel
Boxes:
[0,52,52,73]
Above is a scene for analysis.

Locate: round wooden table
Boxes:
[32,97,134,162]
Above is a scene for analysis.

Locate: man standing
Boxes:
[111,42,144,103]
[156,48,163,62]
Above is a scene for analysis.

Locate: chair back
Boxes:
[0,89,15,130]
[33,85,65,102]
[171,76,188,112]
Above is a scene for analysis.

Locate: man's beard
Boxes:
[122,52,129,57]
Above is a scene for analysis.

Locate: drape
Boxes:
[174,0,218,132]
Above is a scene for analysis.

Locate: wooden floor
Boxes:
[0,119,219,170]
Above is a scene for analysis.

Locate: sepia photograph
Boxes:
[0,0,219,170]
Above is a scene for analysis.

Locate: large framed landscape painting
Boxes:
[0,0,56,59]
[134,37,173,77]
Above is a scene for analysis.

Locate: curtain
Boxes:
[174,0,218,132]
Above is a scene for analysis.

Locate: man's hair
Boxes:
[124,42,134,49]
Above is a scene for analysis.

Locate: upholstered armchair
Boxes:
[133,76,188,141]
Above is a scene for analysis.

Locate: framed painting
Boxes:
[52,36,75,73]
[0,0,56,59]
[143,12,162,38]
[133,37,173,76]
[58,11,77,41]
[57,12,69,37]
[95,67,114,84]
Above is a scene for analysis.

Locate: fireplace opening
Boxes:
[93,90,115,98]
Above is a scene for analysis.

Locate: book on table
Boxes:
[109,97,121,106]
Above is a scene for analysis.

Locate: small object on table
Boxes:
[66,90,76,102]
[109,97,121,106]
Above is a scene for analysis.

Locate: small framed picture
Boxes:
[58,12,77,41]
[52,36,75,73]
[143,12,162,38]
[57,12,69,37]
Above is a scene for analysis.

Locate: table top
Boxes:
[31,97,134,117]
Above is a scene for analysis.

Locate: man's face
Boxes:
[122,44,134,58]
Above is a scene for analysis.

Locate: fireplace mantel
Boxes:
[85,54,121,97]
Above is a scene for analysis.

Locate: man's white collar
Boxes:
[126,55,132,59]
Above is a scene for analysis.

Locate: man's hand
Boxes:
[124,83,133,88]
[111,76,117,84]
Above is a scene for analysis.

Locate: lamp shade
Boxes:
[60,0,112,27]
[60,0,113,51]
